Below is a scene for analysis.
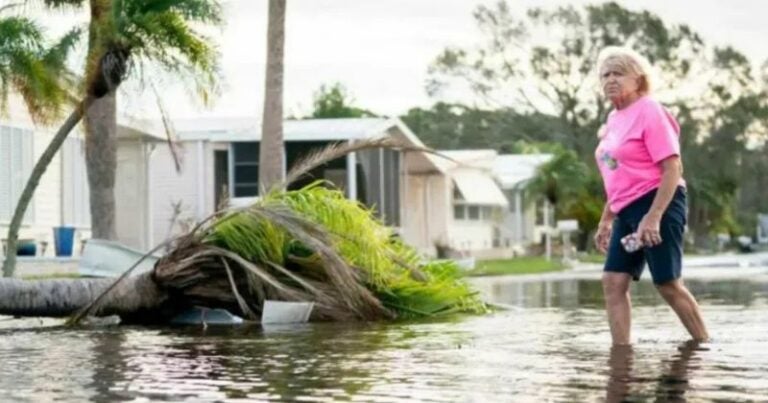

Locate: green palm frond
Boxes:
[43,27,82,70]
[205,208,287,264]
[0,15,78,123]
[77,143,487,324]
[280,186,487,318]
[0,16,44,49]
[147,182,487,321]
[266,183,404,290]
[112,0,222,99]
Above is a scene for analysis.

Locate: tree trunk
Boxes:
[258,0,287,192]
[2,103,87,277]
[84,91,118,240]
[0,271,167,319]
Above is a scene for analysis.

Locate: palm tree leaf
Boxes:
[220,257,258,320]
[0,15,78,123]
[281,136,445,191]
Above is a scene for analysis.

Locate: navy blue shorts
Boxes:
[604,186,687,285]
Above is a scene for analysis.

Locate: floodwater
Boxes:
[0,272,767,402]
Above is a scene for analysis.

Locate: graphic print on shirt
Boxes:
[599,150,618,170]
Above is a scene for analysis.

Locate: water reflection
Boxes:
[0,277,765,401]
[483,278,767,309]
[605,341,703,403]
[606,345,634,402]
[73,322,430,401]
[653,341,703,402]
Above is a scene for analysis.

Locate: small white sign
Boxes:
[557,219,579,232]
[758,214,768,243]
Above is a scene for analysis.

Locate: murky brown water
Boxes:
[0,276,766,402]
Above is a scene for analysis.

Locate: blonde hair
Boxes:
[597,46,654,95]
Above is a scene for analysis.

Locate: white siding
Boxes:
[0,122,91,257]
[0,127,14,222]
[0,125,34,224]
[402,175,430,253]
[447,221,496,252]
[115,140,147,249]
[62,137,90,228]
[150,142,201,246]
[400,170,450,257]
[33,130,62,246]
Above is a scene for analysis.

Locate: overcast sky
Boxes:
[34,0,768,119]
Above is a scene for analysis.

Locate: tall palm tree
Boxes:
[2,0,222,276]
[83,0,222,239]
[0,11,82,277]
[258,0,286,192]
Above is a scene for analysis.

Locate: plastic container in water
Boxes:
[261,300,314,324]
[53,226,76,257]
[78,238,160,277]
[170,307,244,325]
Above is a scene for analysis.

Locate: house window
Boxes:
[493,227,501,248]
[453,205,465,219]
[455,204,500,221]
[232,142,260,197]
[0,125,34,224]
[62,137,90,226]
[467,205,480,220]
[535,199,553,226]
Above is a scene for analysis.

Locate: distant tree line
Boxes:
[308,2,768,250]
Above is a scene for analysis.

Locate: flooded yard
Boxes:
[0,271,766,401]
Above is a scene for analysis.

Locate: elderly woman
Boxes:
[593,46,709,345]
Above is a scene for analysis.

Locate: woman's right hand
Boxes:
[594,220,613,254]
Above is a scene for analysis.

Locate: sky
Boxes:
[29,0,768,120]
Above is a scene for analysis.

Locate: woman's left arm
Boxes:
[637,156,683,246]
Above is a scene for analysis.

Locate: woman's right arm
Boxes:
[594,204,616,253]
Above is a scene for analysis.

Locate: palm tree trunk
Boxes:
[82,0,121,241]
[0,271,167,318]
[84,91,118,240]
[258,0,287,192]
[2,102,87,277]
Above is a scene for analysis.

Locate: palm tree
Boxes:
[0,140,488,323]
[527,147,604,250]
[83,0,221,239]
[2,0,222,276]
[0,11,82,277]
[258,0,286,193]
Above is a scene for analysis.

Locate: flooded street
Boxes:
[1,271,766,401]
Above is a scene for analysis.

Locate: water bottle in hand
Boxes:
[621,233,644,253]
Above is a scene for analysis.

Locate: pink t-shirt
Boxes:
[595,96,685,213]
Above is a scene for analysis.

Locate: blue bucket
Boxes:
[53,226,76,257]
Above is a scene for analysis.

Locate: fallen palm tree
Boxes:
[0,139,487,324]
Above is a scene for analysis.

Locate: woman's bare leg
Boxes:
[603,272,633,345]
[656,279,709,341]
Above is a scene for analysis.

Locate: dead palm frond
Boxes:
[280,136,454,191]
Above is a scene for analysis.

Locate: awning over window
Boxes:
[452,170,509,207]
